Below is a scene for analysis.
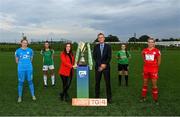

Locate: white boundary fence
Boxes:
[98,41,180,47]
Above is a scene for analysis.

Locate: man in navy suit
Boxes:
[93,33,112,103]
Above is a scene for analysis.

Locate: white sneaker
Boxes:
[32,96,36,101]
[17,97,22,103]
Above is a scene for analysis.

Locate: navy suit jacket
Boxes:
[93,43,112,70]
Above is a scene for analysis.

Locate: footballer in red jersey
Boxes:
[140,37,161,105]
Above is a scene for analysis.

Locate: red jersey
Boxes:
[142,48,161,72]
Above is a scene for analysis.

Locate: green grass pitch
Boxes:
[0,50,180,116]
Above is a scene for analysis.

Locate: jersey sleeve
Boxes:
[128,51,131,58]
[52,49,55,54]
[156,49,161,57]
[142,49,145,58]
[15,50,19,58]
[40,50,43,55]
[30,49,34,59]
[116,51,119,57]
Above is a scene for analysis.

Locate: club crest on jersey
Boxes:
[23,55,29,59]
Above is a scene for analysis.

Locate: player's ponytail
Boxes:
[125,45,129,58]
[49,44,53,54]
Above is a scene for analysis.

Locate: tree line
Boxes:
[128,35,180,42]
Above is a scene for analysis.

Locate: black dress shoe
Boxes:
[95,95,99,98]
[59,93,64,101]
[65,94,70,102]
[107,99,112,104]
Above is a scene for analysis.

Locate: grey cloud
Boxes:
[0,0,179,42]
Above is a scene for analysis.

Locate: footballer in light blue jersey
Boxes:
[15,38,36,103]
[15,47,33,71]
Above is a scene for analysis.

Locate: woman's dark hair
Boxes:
[64,43,73,55]
[42,41,53,53]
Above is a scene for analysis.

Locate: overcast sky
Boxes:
[0,0,180,42]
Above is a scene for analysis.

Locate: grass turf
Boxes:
[0,50,180,116]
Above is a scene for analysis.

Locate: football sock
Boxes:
[43,75,47,86]
[18,81,24,97]
[141,86,148,98]
[51,75,55,85]
[28,80,35,96]
[125,75,128,86]
[118,75,122,85]
[152,88,158,101]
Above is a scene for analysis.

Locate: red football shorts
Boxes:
[143,72,158,79]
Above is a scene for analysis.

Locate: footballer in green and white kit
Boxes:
[40,41,55,87]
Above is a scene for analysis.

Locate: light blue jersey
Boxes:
[15,47,35,97]
[15,47,33,71]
